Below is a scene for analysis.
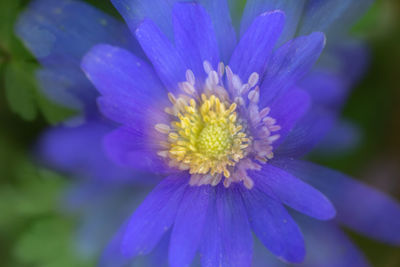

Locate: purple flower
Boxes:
[16,0,400,266]
[77,1,400,266]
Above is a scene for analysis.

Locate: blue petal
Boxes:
[259,32,326,107]
[16,0,138,113]
[241,187,305,263]
[276,107,336,158]
[198,0,237,62]
[81,44,168,128]
[201,186,253,267]
[169,186,211,267]
[297,216,370,267]
[38,123,115,180]
[251,164,336,220]
[172,3,220,79]
[272,159,400,245]
[240,0,307,45]
[112,0,236,63]
[104,127,170,174]
[111,0,186,40]
[16,0,137,68]
[298,0,374,40]
[229,10,285,81]
[269,89,311,147]
[121,175,188,258]
[135,19,187,92]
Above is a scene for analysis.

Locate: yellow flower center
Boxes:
[198,124,232,157]
[156,94,250,178]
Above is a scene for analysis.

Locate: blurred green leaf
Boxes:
[1,0,75,124]
[14,216,92,267]
[352,0,382,36]
[4,61,38,121]
[0,161,65,228]
[0,0,20,50]
[4,60,75,124]
[36,87,77,125]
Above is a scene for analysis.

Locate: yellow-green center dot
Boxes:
[197,124,232,158]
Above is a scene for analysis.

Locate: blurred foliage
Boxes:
[0,136,92,266]
[0,0,75,124]
[0,0,399,267]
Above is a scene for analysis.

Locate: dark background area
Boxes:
[0,0,399,266]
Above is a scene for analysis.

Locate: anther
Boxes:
[185,69,196,85]
[248,72,259,88]
[155,124,170,134]
[203,61,213,74]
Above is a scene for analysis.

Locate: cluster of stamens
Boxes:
[155,61,281,189]
[156,93,250,179]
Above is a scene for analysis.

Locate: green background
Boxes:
[0,0,399,266]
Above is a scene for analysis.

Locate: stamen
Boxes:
[185,69,196,86]
[180,81,196,96]
[155,124,170,134]
[156,62,281,189]
[248,86,260,103]
[248,72,259,88]
[218,62,225,77]
[158,92,250,180]
[203,61,213,74]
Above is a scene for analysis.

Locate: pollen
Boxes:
[156,93,250,178]
[155,61,281,189]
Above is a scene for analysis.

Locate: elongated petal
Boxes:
[241,187,305,263]
[260,32,325,106]
[229,10,284,81]
[82,44,165,102]
[199,0,237,62]
[172,3,219,79]
[81,44,168,128]
[112,0,236,63]
[136,19,187,92]
[240,0,306,45]
[121,175,188,258]
[16,0,137,68]
[201,186,253,267]
[111,0,184,39]
[169,186,211,267]
[299,0,374,40]
[252,164,336,220]
[104,127,169,174]
[38,122,138,182]
[269,89,311,147]
[272,159,400,245]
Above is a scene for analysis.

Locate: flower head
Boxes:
[15,0,400,266]
[155,62,282,188]
[81,3,335,265]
